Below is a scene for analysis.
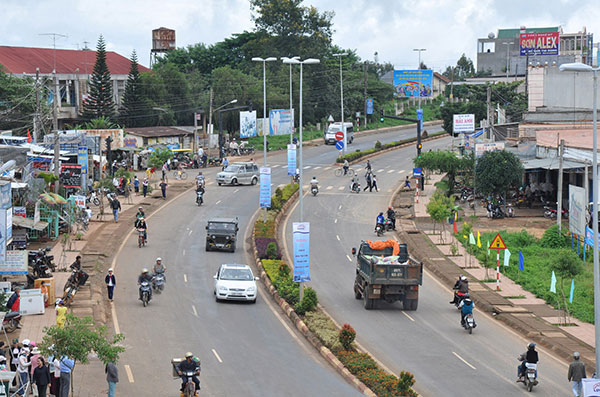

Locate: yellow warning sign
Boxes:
[489,233,507,250]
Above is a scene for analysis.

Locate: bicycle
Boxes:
[174,169,188,180]
[335,167,356,177]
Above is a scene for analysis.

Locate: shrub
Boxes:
[397,371,418,396]
[540,224,569,248]
[339,323,356,350]
[254,212,277,238]
[356,368,399,396]
[295,287,318,315]
[265,242,280,259]
[277,278,300,306]
[304,311,342,351]
[374,140,382,150]
[255,238,279,259]
[336,351,378,373]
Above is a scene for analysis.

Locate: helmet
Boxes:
[388,206,392,210]
[185,352,193,358]
[156,257,162,262]
[463,298,472,305]
[460,276,467,281]
[22,339,30,346]
[528,342,536,350]
[574,352,580,359]
[108,268,113,272]
[138,206,143,210]
[379,212,383,216]
[142,268,149,274]
[463,293,470,299]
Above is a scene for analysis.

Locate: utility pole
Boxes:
[33,68,41,143]
[413,48,426,109]
[450,67,454,99]
[557,139,565,231]
[53,69,60,193]
[208,87,214,152]
[363,62,367,128]
[486,85,492,140]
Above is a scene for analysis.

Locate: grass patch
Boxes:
[506,295,526,299]
[248,128,323,151]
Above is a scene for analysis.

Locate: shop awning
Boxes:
[12,216,48,231]
[523,158,587,171]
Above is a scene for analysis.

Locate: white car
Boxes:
[213,264,258,303]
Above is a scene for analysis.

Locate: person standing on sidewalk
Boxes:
[59,356,74,397]
[371,175,379,192]
[133,176,139,195]
[142,177,149,198]
[16,347,30,396]
[160,179,168,200]
[105,361,118,397]
[32,357,51,397]
[55,300,67,329]
[110,197,121,223]
[49,355,60,396]
[105,269,116,302]
[568,352,586,397]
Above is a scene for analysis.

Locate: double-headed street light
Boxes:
[413,48,426,109]
[502,42,514,78]
[559,62,600,376]
[213,99,237,158]
[252,57,278,166]
[282,56,300,145]
[333,52,348,154]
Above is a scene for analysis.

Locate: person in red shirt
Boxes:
[6,288,20,312]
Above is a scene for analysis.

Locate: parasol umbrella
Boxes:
[49,193,67,204]
[39,193,56,205]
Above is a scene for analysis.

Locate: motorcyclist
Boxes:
[195,172,205,188]
[517,343,539,382]
[450,275,469,304]
[310,177,319,192]
[138,268,153,300]
[153,257,166,277]
[135,206,145,220]
[386,206,396,230]
[350,175,360,192]
[196,183,205,203]
[458,297,476,328]
[343,159,349,175]
[135,217,148,242]
[375,212,385,231]
[177,352,200,394]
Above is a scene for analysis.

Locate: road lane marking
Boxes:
[124,364,135,383]
[314,166,321,169]
[183,249,186,256]
[192,305,198,317]
[271,164,279,168]
[326,186,333,190]
[188,229,193,235]
[336,235,341,241]
[111,300,120,334]
[346,255,353,262]
[215,200,221,204]
[334,218,338,223]
[338,186,344,190]
[387,188,393,192]
[303,166,311,169]
[452,352,476,370]
[184,274,188,283]
[377,168,384,172]
[233,188,239,193]
[402,312,415,322]
[387,169,394,173]
[206,181,214,185]
[397,170,403,174]
[338,204,342,210]
[212,349,223,363]
[324,166,331,170]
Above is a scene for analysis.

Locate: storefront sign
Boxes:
[520,32,559,56]
[0,250,27,275]
[13,207,25,218]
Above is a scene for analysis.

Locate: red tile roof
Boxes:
[0,46,150,75]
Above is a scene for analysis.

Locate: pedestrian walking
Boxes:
[110,196,121,223]
[142,177,149,198]
[404,176,411,190]
[160,179,168,199]
[161,163,167,180]
[32,357,51,397]
[371,175,379,192]
[16,347,30,396]
[133,176,139,194]
[59,356,74,397]
[10,339,19,386]
[568,351,586,397]
[363,173,372,192]
[55,300,67,328]
[201,152,208,168]
[105,361,119,397]
[365,160,372,172]
[105,269,116,302]
[49,355,61,396]
[222,157,229,171]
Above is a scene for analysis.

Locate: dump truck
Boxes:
[352,240,423,310]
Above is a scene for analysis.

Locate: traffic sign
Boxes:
[335,131,344,141]
[412,168,422,177]
[335,141,344,150]
[489,233,507,250]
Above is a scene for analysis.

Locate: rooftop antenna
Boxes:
[39,33,67,72]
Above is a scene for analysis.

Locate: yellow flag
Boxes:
[477,231,482,248]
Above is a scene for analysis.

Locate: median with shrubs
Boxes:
[252,183,418,396]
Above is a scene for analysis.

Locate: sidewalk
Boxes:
[394,172,596,370]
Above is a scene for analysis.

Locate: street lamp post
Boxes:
[283,57,320,299]
[252,57,278,166]
[212,99,237,158]
[560,62,600,376]
[413,48,426,109]
[333,53,348,154]
[503,42,514,78]
[282,56,300,145]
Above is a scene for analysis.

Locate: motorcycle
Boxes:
[486,202,505,219]
[375,224,384,237]
[140,281,152,307]
[384,218,395,231]
[350,182,360,194]
[28,247,56,272]
[518,362,539,392]
[544,203,568,219]
[292,174,300,183]
[87,189,100,206]
[196,190,204,206]
[507,203,515,218]
[181,370,199,397]
[311,185,318,196]
[2,311,21,333]
[239,146,255,155]
[152,272,166,294]
[462,313,476,334]
[138,228,146,248]
[62,269,88,306]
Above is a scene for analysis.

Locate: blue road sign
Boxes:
[366,98,374,115]
[417,108,423,130]
[413,168,422,177]
[335,141,344,150]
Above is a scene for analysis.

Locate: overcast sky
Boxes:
[2,0,598,71]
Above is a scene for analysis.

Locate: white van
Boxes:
[324,122,354,145]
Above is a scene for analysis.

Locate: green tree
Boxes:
[474,150,523,197]
[81,35,115,121]
[426,190,454,238]
[414,150,465,192]
[120,50,144,127]
[147,148,173,169]
[76,116,119,130]
[0,66,40,133]
[550,250,584,320]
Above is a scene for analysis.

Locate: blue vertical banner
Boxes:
[293,222,311,282]
[417,108,423,130]
[287,144,297,176]
[0,182,10,210]
[78,146,88,191]
[259,167,271,208]
[366,98,374,115]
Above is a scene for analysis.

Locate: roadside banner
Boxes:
[78,146,88,191]
[504,249,511,266]
[393,70,433,97]
[269,109,294,136]
[0,250,27,274]
[520,32,559,56]
[569,185,586,236]
[240,110,257,138]
[72,195,86,209]
[550,271,557,293]
[292,222,311,282]
[257,118,270,137]
[453,114,475,134]
[569,279,575,303]
[5,209,11,242]
[0,182,10,210]
[582,378,600,396]
[13,207,26,218]
[0,210,5,262]
[259,167,271,208]
[287,144,297,176]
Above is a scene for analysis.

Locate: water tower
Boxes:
[150,27,176,67]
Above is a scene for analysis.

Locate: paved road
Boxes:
[280,136,572,396]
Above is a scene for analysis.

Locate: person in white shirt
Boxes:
[16,347,30,396]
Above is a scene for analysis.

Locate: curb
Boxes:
[391,185,597,371]
[249,193,377,397]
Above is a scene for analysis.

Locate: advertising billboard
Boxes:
[475,142,505,158]
[292,222,311,282]
[520,32,559,56]
[259,167,271,208]
[569,185,586,236]
[269,109,294,136]
[240,110,257,138]
[152,27,176,51]
[453,114,475,133]
[393,70,433,98]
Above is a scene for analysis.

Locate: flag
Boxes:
[569,279,575,303]
[26,129,32,143]
[453,220,458,234]
[550,271,557,293]
[487,240,490,256]
[504,249,511,266]
[476,231,482,248]
[469,232,476,245]
[518,250,524,271]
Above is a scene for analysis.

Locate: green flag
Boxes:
[487,240,490,256]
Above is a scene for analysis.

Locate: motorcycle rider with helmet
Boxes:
[450,275,469,305]
[386,206,396,230]
[153,257,166,279]
[517,343,539,382]
[350,175,360,192]
[138,268,153,301]
[310,177,319,194]
[196,172,205,188]
[375,212,385,232]
[177,352,200,395]
[135,206,145,220]
[458,296,476,328]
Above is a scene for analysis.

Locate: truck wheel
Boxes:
[404,299,418,311]
[205,245,211,252]
[354,285,362,300]
[363,289,374,310]
[230,243,236,252]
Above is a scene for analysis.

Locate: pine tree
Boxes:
[120,50,143,127]
[81,35,115,121]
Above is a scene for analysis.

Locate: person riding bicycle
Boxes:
[138,268,153,300]
[375,212,385,231]
[135,217,148,242]
[386,206,396,230]
[177,352,200,394]
[343,159,349,175]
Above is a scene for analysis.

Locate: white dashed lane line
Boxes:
[452,352,476,370]
[212,349,223,363]
[124,364,135,383]
[184,274,188,283]
[326,186,333,190]
[192,305,198,317]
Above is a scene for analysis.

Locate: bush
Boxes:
[374,140,382,150]
[540,224,569,248]
[336,351,378,373]
[304,311,343,351]
[254,212,277,238]
[255,238,280,259]
[397,371,418,396]
[356,368,399,396]
[339,323,356,350]
[295,287,318,315]
[265,242,280,259]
